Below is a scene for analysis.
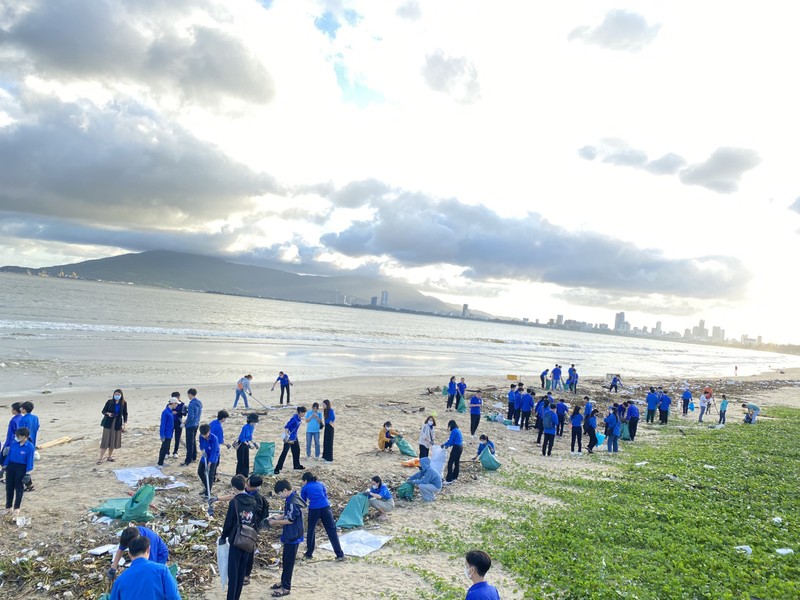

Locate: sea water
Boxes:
[1,273,798,396]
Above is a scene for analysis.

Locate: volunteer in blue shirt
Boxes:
[556,399,569,436]
[110,525,169,575]
[540,369,549,389]
[457,378,468,405]
[170,392,187,459]
[271,371,293,405]
[3,403,23,456]
[659,392,672,425]
[441,420,464,484]
[718,394,729,425]
[534,397,547,445]
[182,389,202,466]
[645,387,659,424]
[506,384,517,421]
[446,376,457,412]
[305,402,323,460]
[464,550,501,600]
[109,536,179,600]
[541,403,558,457]
[569,406,583,454]
[322,399,336,463]
[585,409,599,454]
[469,392,483,437]
[2,426,35,517]
[520,389,534,431]
[681,389,693,416]
[604,406,621,453]
[235,413,259,477]
[300,472,345,561]
[198,424,220,497]
[209,410,230,450]
[158,398,178,467]
[471,434,496,461]
[512,385,523,426]
[268,479,306,596]
[274,406,307,475]
[551,365,562,390]
[366,475,395,521]
[624,401,640,441]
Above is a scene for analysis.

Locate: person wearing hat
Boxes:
[235,414,260,477]
[157,397,178,467]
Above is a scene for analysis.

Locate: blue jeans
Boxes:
[698,406,707,422]
[607,434,619,453]
[306,431,320,458]
[234,389,249,408]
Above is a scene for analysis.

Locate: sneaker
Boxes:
[322,460,333,464]
[570,452,576,456]
[335,556,347,562]
[293,465,305,470]
[442,480,453,486]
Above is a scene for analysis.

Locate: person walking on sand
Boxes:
[274,406,306,475]
[300,472,346,562]
[98,391,127,465]
[219,475,258,600]
[234,374,254,409]
[267,479,306,598]
[520,389,534,431]
[170,392,186,459]
[551,364,562,391]
[718,394,728,424]
[272,371,293,405]
[469,391,483,437]
[182,389,202,466]
[681,388,692,417]
[407,457,442,502]
[1,426,34,519]
[419,415,436,458]
[441,420,464,485]
[305,402,323,460]
[556,397,568,437]
[585,409,599,454]
[322,400,335,463]
[659,391,672,425]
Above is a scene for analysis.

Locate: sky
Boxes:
[1,1,799,343]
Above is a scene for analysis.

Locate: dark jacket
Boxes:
[220,492,259,544]
[251,490,270,531]
[100,399,128,431]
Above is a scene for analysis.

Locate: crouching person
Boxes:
[366,475,395,521]
[109,535,180,600]
[406,457,442,502]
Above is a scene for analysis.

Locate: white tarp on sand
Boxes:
[320,530,392,558]
[113,466,187,490]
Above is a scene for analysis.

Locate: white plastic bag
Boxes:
[430,445,447,478]
[217,541,229,590]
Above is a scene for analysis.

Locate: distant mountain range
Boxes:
[0,250,473,315]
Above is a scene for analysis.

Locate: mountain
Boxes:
[0,250,466,314]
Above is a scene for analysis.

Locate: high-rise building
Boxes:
[556,314,564,325]
[370,296,378,306]
[654,321,662,336]
[462,304,469,317]
[614,312,625,331]
[380,290,389,307]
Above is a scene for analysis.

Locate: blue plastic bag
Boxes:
[688,402,695,412]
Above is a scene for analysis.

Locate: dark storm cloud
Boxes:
[678,147,762,193]
[0,0,274,105]
[319,190,749,299]
[569,10,661,52]
[396,0,422,21]
[0,95,278,226]
[422,50,480,103]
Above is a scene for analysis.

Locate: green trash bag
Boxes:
[621,422,631,441]
[395,435,417,457]
[336,493,370,529]
[456,395,467,413]
[253,442,276,475]
[396,482,415,500]
[91,484,155,522]
[479,447,501,471]
[168,563,179,580]
[441,386,448,396]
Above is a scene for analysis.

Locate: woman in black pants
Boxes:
[322,399,335,463]
[585,409,599,454]
[299,472,345,560]
[441,420,464,484]
[569,405,583,454]
[171,392,186,458]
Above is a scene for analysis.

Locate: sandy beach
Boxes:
[1,370,798,599]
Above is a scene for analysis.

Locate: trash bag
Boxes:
[595,433,606,446]
[401,458,420,468]
[217,541,229,590]
[441,386,449,396]
[91,484,155,522]
[456,395,466,413]
[253,442,275,475]
[168,564,179,581]
[479,447,501,471]
[336,493,370,529]
[621,422,631,441]
[395,435,417,457]
[396,482,415,500]
[429,445,447,477]
[90,497,129,519]
[688,402,695,412]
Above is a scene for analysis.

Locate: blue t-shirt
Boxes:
[199,433,220,464]
[570,413,583,427]
[109,558,179,600]
[646,393,659,410]
[277,373,290,387]
[442,428,464,448]
[659,394,672,411]
[238,423,254,443]
[507,389,517,404]
[4,414,22,450]
[209,419,225,446]
[604,413,621,437]
[325,408,336,425]
[3,439,35,471]
[465,581,501,600]
[306,410,322,434]
[119,527,169,564]
[159,407,175,440]
[626,405,640,419]
[457,382,467,396]
[285,414,302,442]
[370,483,393,500]
[469,396,483,415]
[300,480,331,509]
[476,440,495,456]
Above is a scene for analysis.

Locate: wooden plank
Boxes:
[39,436,71,449]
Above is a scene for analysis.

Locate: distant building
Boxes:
[370,296,378,306]
[380,290,389,307]
[556,314,563,325]
[654,321,662,336]
[462,304,469,317]
[711,326,725,342]
[522,317,529,324]
[614,312,625,331]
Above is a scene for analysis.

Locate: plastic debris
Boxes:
[776,548,794,556]
[88,544,117,556]
[703,465,717,470]
[635,461,649,467]
[772,517,783,524]
[734,545,752,555]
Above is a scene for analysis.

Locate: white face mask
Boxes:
[428,420,434,426]
[113,394,121,401]
[464,565,472,579]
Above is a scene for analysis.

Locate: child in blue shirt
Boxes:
[268,479,306,596]
[556,399,569,436]
[158,398,177,467]
[274,406,307,475]
[198,424,220,497]
[586,410,599,454]
[506,384,517,421]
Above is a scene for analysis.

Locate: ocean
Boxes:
[1,273,798,397]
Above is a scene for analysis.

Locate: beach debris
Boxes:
[634,461,649,467]
[734,545,752,555]
[703,465,717,470]
[188,519,209,528]
[772,517,783,524]
[665,475,681,483]
[18,532,27,539]
[776,548,794,556]
[16,516,31,527]
[38,436,73,449]
[88,544,118,556]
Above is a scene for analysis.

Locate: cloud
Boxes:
[554,288,701,317]
[396,0,422,21]
[790,197,800,214]
[422,50,480,103]
[330,179,392,208]
[678,147,762,193]
[603,147,647,167]
[0,0,274,105]
[319,189,749,300]
[0,93,278,227]
[577,145,597,160]
[644,153,687,175]
[569,10,661,52]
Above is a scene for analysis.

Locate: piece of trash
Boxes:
[271,543,282,550]
[18,532,27,539]
[506,425,520,431]
[772,517,783,524]
[734,545,752,555]
[635,461,648,467]
[776,548,794,556]
[16,517,31,527]
[95,516,114,525]
[67,555,81,563]
[703,465,717,470]
[88,544,117,556]
[188,520,209,528]
[508,447,517,451]
[666,475,680,482]
[190,544,208,551]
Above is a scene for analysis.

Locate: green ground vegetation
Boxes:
[392,407,800,599]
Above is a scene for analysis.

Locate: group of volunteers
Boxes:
[0,401,40,519]
[538,364,582,394]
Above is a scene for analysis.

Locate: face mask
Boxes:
[464,565,472,579]
[428,420,433,425]
[113,394,121,401]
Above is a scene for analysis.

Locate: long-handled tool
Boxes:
[249,395,270,411]
[203,450,214,517]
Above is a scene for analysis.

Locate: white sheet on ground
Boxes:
[320,530,392,558]
[113,466,187,489]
